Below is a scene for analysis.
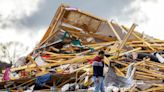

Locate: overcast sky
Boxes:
[0,0,164,50]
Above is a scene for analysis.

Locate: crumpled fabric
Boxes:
[2,67,10,81]
[35,73,52,86]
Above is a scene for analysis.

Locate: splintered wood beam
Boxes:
[36,71,49,77]
[128,40,164,43]
[122,26,155,51]
[47,55,76,59]
[137,68,164,79]
[146,61,164,68]
[118,23,137,51]
[115,61,128,66]
[46,60,59,63]
[135,74,157,80]
[43,51,76,56]
[10,64,36,72]
[27,55,37,64]
[61,25,87,40]
[77,42,115,56]
[152,84,164,87]
[141,86,164,92]
[107,21,122,42]
[135,71,161,79]
[70,64,91,73]
[43,84,51,88]
[104,56,109,65]
[11,78,36,90]
[86,41,115,47]
[62,20,98,33]
[57,78,73,88]
[26,55,44,71]
[39,55,96,69]
[113,66,125,77]
[120,59,148,71]
[61,25,81,33]
[128,43,164,47]
[108,47,141,60]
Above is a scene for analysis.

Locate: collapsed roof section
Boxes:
[36,4,151,50]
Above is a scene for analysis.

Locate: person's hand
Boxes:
[96,77,99,83]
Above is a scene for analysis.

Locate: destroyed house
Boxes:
[0,4,164,92]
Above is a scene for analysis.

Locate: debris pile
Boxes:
[0,4,164,92]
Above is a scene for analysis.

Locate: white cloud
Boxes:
[122,0,164,39]
[0,27,46,51]
[0,0,40,19]
[0,0,45,51]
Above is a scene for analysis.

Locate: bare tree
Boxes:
[0,41,29,65]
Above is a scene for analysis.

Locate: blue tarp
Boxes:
[35,73,52,86]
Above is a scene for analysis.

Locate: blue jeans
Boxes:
[93,76,105,92]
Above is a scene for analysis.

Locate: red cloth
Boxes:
[42,55,51,59]
[87,59,93,64]
[92,56,103,62]
[87,56,103,64]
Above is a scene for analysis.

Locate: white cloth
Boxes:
[35,56,47,66]
[155,53,164,63]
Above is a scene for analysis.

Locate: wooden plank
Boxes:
[135,71,160,79]
[61,25,81,33]
[107,21,122,42]
[128,40,164,44]
[43,51,76,56]
[77,42,115,56]
[70,64,91,73]
[86,41,116,47]
[122,26,155,51]
[137,68,164,78]
[57,78,73,88]
[10,64,36,72]
[11,78,36,90]
[146,61,164,68]
[62,19,100,33]
[120,59,148,71]
[135,74,157,80]
[36,71,49,77]
[104,56,109,65]
[118,23,137,51]
[113,66,125,77]
[128,43,164,47]
[45,55,76,60]
[141,86,164,92]
[26,55,44,71]
[108,47,141,60]
[39,55,96,69]
[27,55,37,65]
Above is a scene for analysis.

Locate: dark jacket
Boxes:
[92,56,104,77]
